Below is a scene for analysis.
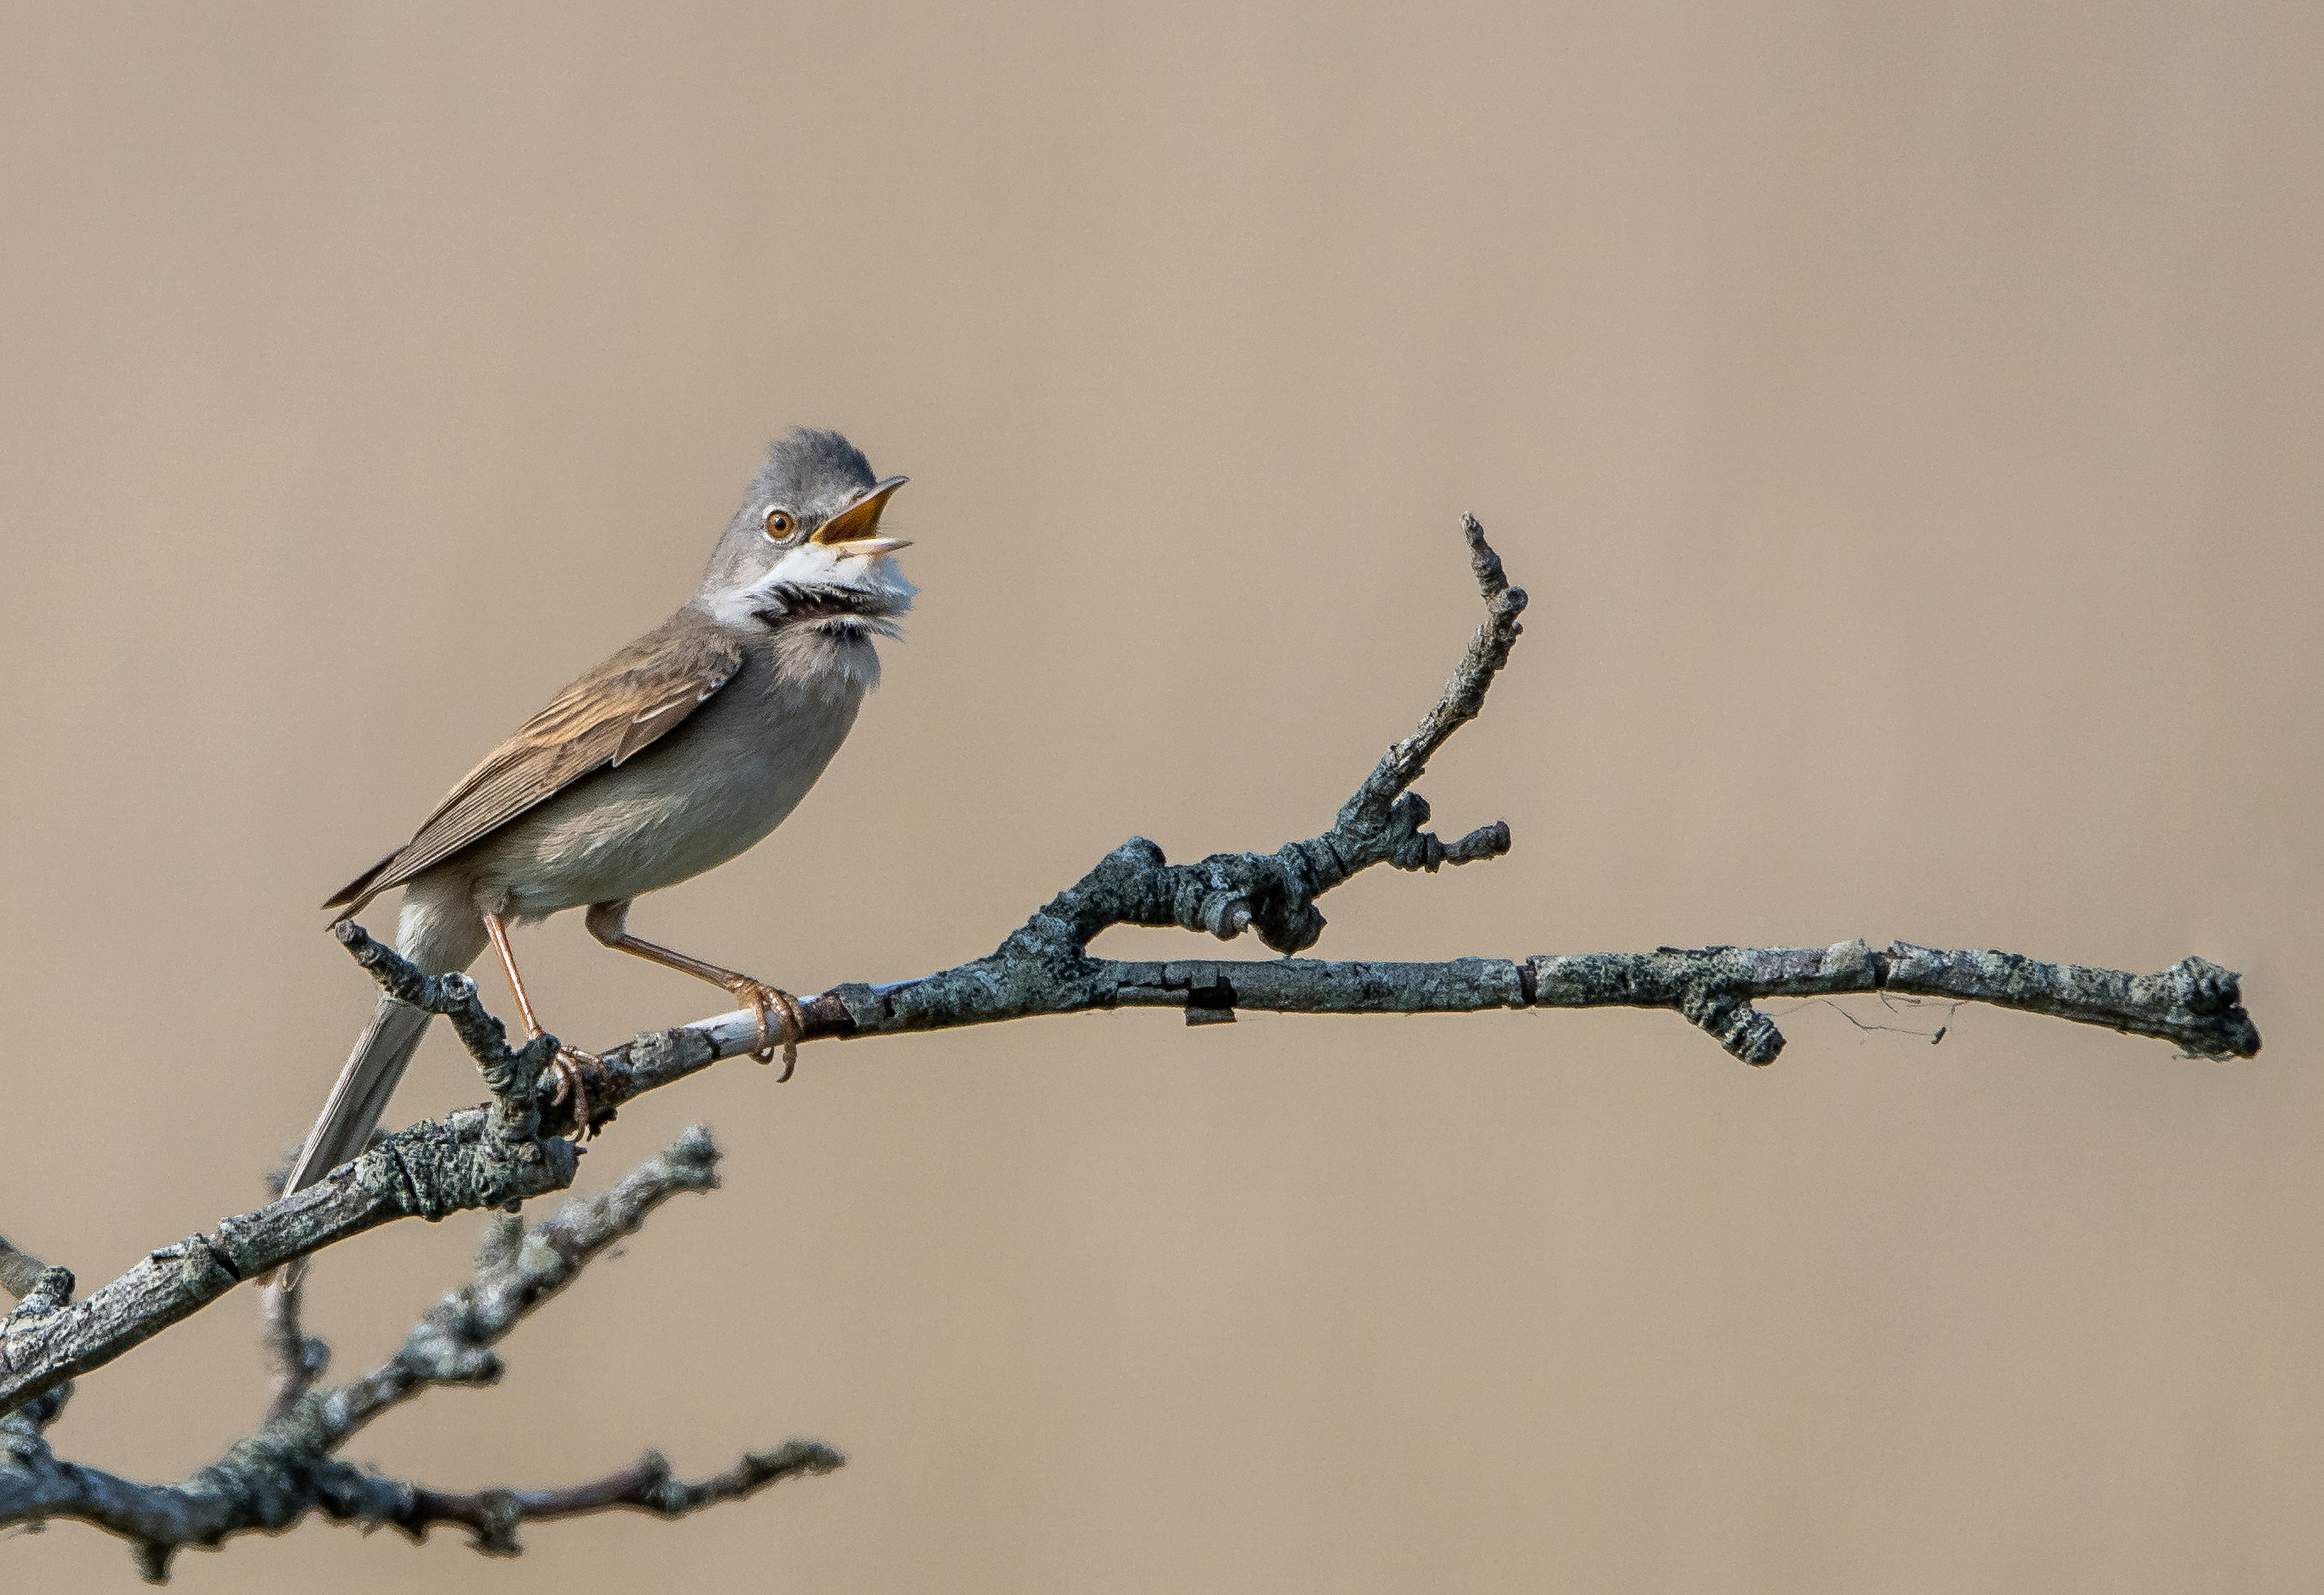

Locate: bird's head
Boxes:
[698,427,915,637]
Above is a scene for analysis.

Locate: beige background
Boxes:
[3,3,2318,1590]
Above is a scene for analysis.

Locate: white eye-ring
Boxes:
[763,507,797,540]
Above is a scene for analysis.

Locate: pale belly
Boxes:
[453,642,868,920]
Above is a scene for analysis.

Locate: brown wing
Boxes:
[323,614,745,910]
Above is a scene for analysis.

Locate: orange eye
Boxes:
[763,508,796,539]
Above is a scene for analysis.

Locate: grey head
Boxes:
[695,427,915,634]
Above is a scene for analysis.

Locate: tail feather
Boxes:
[285,998,434,1196]
[322,849,401,912]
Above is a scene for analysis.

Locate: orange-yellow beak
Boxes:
[811,475,909,556]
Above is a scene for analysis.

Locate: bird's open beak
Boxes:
[812,475,910,557]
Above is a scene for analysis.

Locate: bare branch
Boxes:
[314,1125,717,1438]
[256,1273,326,1426]
[0,1107,577,1424]
[0,1131,834,1580]
[0,1244,75,1439]
[255,1158,330,1424]
[0,968,576,1422]
[0,1237,56,1304]
[1525,940,2258,1063]
[399,1440,845,1557]
[0,514,2260,1434]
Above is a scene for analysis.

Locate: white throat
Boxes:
[703,542,917,633]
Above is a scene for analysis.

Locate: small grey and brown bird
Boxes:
[286,427,913,1198]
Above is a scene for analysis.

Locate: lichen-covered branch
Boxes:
[256,1270,325,1426]
[0,957,576,1423]
[254,1145,349,1425]
[0,1111,578,1425]
[399,1440,844,1557]
[0,514,2262,1442]
[0,1243,74,1443]
[0,1130,840,1581]
[1524,939,2258,1063]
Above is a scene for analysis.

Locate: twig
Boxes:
[0,972,576,1422]
[1524,941,2255,1064]
[0,1130,834,1580]
[255,1159,328,1423]
[256,1274,325,1426]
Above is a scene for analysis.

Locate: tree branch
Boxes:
[256,1157,332,1425]
[0,514,2261,1442]
[0,964,576,1422]
[399,1440,844,1558]
[0,1130,840,1581]
[256,1270,325,1427]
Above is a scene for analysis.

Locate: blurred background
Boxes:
[3,3,2317,1590]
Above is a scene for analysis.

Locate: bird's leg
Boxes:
[585,901,805,1080]
[481,909,594,1134]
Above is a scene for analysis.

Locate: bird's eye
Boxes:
[763,508,796,540]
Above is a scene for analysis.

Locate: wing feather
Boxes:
[323,614,744,910]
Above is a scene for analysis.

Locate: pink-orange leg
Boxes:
[583,903,804,1080]
[481,910,595,1136]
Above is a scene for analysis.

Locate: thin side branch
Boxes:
[1524,940,2258,1063]
[0,1131,837,1580]
[0,964,577,1421]
[0,514,2260,1427]
[256,1158,328,1424]
[256,1272,325,1426]
[401,1440,844,1557]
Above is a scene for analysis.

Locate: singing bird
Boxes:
[286,428,914,1197]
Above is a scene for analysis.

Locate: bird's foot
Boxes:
[548,1045,601,1138]
[726,979,805,1081]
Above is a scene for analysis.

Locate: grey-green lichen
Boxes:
[1529,940,2258,1064]
[0,1129,832,1580]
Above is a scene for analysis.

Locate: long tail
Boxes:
[284,998,434,1196]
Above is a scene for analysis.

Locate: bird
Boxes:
[285,427,914,1198]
